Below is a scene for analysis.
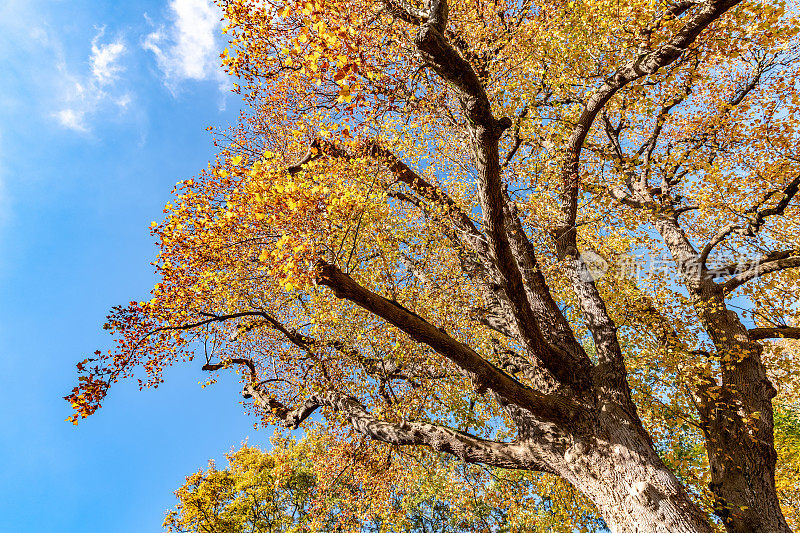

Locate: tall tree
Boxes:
[67,0,800,531]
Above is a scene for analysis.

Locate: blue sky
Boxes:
[0,1,276,531]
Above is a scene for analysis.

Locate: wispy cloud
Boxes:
[91,31,126,85]
[54,109,89,133]
[54,28,131,133]
[143,0,229,92]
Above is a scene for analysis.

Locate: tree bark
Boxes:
[653,216,791,532]
[695,290,789,532]
[555,415,715,533]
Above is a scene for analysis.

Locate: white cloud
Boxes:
[91,30,126,85]
[54,28,130,133]
[143,0,229,91]
[116,93,133,110]
[54,109,88,132]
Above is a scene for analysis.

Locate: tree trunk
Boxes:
[550,408,716,533]
[654,216,792,532]
[694,290,791,533]
[705,396,790,533]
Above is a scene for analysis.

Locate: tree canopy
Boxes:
[165,434,606,532]
[68,0,800,531]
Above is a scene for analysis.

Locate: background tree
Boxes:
[165,441,316,533]
[165,432,606,532]
[67,0,800,531]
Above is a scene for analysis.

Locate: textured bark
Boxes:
[749,326,800,340]
[652,214,790,532]
[556,415,715,533]
[695,291,787,532]
[415,21,593,391]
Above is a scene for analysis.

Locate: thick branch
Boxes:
[299,133,586,390]
[379,0,425,25]
[367,142,537,371]
[202,358,257,381]
[256,391,555,471]
[317,261,582,421]
[414,11,587,389]
[698,222,739,267]
[749,327,800,341]
[742,175,800,236]
[722,254,800,293]
[414,20,503,133]
[287,139,345,175]
[559,0,741,230]
[303,139,560,386]
[553,2,739,397]
[503,198,589,364]
[364,141,485,252]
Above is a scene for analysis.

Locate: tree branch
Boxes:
[552,1,740,398]
[250,390,555,472]
[503,196,589,366]
[287,138,346,175]
[379,0,426,25]
[741,175,800,237]
[196,310,318,353]
[202,358,258,381]
[501,106,528,168]
[559,0,741,231]
[748,327,800,341]
[413,7,588,389]
[295,139,580,388]
[316,261,583,422]
[364,141,485,251]
[700,176,800,265]
[722,254,800,293]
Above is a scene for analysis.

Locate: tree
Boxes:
[165,433,606,532]
[165,441,316,533]
[66,0,800,531]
